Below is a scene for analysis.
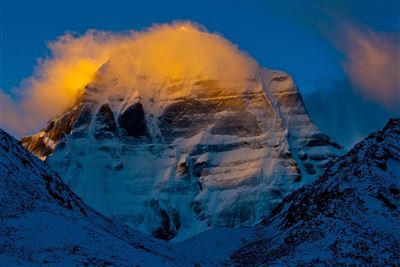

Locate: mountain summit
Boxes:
[21,24,342,241]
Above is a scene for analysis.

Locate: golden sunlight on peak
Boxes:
[61,60,101,98]
[104,22,258,85]
[2,21,259,135]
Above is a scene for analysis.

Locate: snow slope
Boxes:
[0,129,195,266]
[230,118,400,265]
[22,65,342,241]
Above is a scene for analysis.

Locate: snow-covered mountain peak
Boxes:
[21,55,343,241]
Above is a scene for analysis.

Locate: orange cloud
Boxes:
[340,24,400,110]
[1,30,124,136]
[0,22,258,136]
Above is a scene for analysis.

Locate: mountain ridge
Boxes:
[230,118,400,265]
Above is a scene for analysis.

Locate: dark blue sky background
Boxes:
[1,0,399,148]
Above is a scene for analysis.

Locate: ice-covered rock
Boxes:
[22,65,342,241]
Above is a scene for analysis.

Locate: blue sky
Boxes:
[0,0,399,148]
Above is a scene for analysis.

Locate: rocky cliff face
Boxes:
[230,119,400,265]
[22,66,342,241]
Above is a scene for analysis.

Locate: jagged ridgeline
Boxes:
[21,24,343,241]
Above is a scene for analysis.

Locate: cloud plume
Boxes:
[1,22,258,136]
[1,30,123,136]
[340,24,400,110]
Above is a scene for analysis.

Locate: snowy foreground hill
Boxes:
[0,128,194,266]
[1,119,399,266]
[229,118,400,265]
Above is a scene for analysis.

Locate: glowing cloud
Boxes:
[110,23,257,81]
[1,30,124,136]
[0,22,258,136]
[340,24,400,110]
